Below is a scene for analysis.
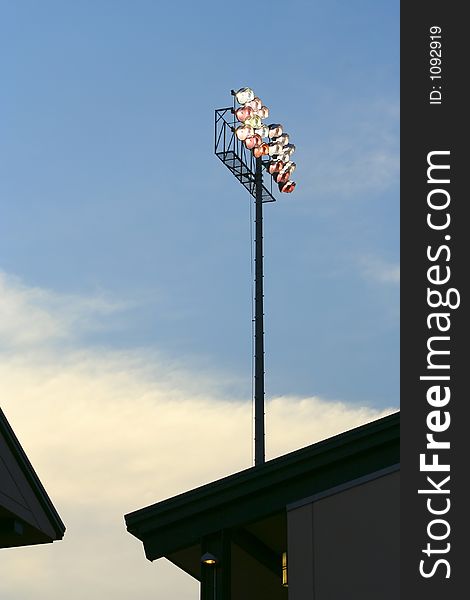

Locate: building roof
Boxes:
[125,411,399,577]
[0,407,65,548]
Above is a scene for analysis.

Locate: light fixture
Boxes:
[276,162,296,182]
[254,125,269,138]
[235,105,254,122]
[268,123,283,138]
[253,143,269,158]
[284,143,296,155]
[268,141,284,156]
[282,552,288,587]
[256,105,269,119]
[245,114,262,129]
[273,133,289,146]
[246,96,262,111]
[201,552,218,566]
[274,170,291,184]
[281,161,296,174]
[276,145,295,163]
[268,160,284,174]
[233,87,255,105]
[232,89,297,195]
[276,144,295,163]
[279,180,296,193]
[235,124,254,141]
[245,134,262,150]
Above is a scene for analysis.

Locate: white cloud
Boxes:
[359,255,400,284]
[0,271,124,348]
[0,272,394,600]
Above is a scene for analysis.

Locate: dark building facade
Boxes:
[125,412,399,599]
[0,407,65,549]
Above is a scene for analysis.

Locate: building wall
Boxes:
[287,468,399,600]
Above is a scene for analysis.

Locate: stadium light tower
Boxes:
[214,87,297,466]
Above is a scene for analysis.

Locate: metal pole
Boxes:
[254,156,265,466]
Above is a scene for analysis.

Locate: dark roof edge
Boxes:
[0,407,66,539]
[126,411,399,532]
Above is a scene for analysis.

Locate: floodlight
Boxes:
[277,145,296,163]
[235,124,254,141]
[268,160,284,174]
[268,141,284,156]
[281,161,296,175]
[279,180,296,193]
[273,133,289,146]
[245,134,262,149]
[284,143,296,155]
[235,106,254,122]
[256,105,269,119]
[254,125,269,138]
[234,87,255,105]
[268,124,283,138]
[245,114,262,129]
[246,96,262,111]
[261,143,270,155]
[253,143,269,158]
[274,170,291,184]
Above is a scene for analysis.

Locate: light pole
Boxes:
[214,87,297,466]
[254,154,265,466]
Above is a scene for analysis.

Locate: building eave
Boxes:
[125,412,399,561]
[0,407,65,547]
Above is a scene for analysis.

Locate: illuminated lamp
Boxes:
[277,145,295,163]
[275,170,291,184]
[273,133,289,146]
[235,106,254,122]
[256,105,269,119]
[254,125,269,138]
[234,87,255,105]
[268,124,283,138]
[245,134,262,150]
[287,181,296,192]
[282,161,296,174]
[253,143,269,158]
[201,552,218,566]
[279,180,296,193]
[268,160,284,174]
[247,96,263,111]
[235,125,254,141]
[268,141,284,156]
[245,114,262,129]
[284,143,296,156]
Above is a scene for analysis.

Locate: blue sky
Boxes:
[0,1,398,598]
[1,0,398,407]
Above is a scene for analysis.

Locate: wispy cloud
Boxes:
[0,272,394,599]
[359,255,400,285]
[298,101,399,202]
[0,271,124,348]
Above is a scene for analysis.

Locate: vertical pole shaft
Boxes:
[254,157,265,466]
